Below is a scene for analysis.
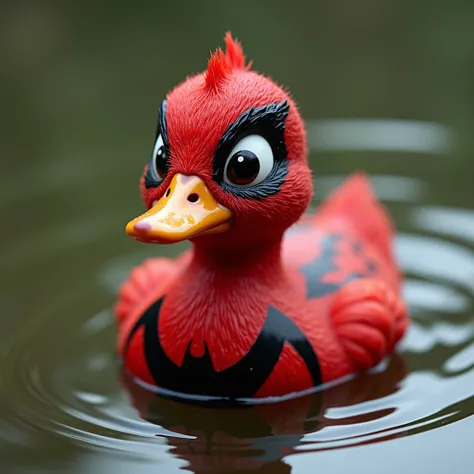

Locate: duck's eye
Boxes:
[223,135,274,188]
[150,134,168,182]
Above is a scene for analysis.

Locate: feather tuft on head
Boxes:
[204,47,232,92]
[203,32,250,93]
[224,32,249,70]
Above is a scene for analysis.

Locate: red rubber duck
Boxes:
[116,33,409,401]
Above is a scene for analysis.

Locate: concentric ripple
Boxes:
[1,175,473,472]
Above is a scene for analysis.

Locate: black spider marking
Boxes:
[145,100,170,188]
[352,242,363,255]
[123,233,378,399]
[212,101,290,200]
[301,234,378,299]
[124,300,321,399]
[366,259,378,274]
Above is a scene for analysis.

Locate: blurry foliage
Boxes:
[0,0,473,212]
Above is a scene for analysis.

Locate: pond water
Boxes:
[1,2,474,473]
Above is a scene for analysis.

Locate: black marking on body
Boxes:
[301,234,378,299]
[123,232,378,398]
[124,301,322,399]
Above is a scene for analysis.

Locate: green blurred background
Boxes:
[1,1,474,473]
[2,0,474,190]
[2,0,473,305]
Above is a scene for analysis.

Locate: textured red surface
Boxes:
[139,38,310,253]
[116,34,408,398]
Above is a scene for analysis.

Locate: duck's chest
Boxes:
[122,232,388,399]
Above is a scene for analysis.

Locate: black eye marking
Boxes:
[145,100,170,189]
[213,101,290,199]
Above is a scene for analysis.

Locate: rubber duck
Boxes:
[116,33,408,401]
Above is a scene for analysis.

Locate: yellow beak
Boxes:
[126,174,232,244]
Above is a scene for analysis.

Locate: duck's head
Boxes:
[126,33,311,251]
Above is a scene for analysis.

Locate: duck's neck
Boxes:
[191,236,285,283]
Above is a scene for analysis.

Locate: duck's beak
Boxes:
[126,174,232,244]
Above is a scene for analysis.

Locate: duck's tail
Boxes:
[315,172,396,266]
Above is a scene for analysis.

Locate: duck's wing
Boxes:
[115,251,191,327]
[330,278,408,371]
[314,172,396,267]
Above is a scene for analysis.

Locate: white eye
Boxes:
[150,134,167,181]
[223,135,274,188]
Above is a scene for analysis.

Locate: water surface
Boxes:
[1,2,474,473]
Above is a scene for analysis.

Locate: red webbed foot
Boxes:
[330,279,408,372]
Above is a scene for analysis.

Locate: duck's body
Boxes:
[116,33,408,400]
[117,171,407,399]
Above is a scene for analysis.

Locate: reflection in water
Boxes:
[396,234,474,292]
[312,175,427,203]
[445,342,474,373]
[412,206,474,244]
[306,119,453,154]
[121,357,406,473]
[0,173,473,473]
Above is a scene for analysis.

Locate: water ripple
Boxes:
[0,175,473,473]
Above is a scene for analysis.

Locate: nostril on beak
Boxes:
[187,193,199,203]
[134,221,151,232]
